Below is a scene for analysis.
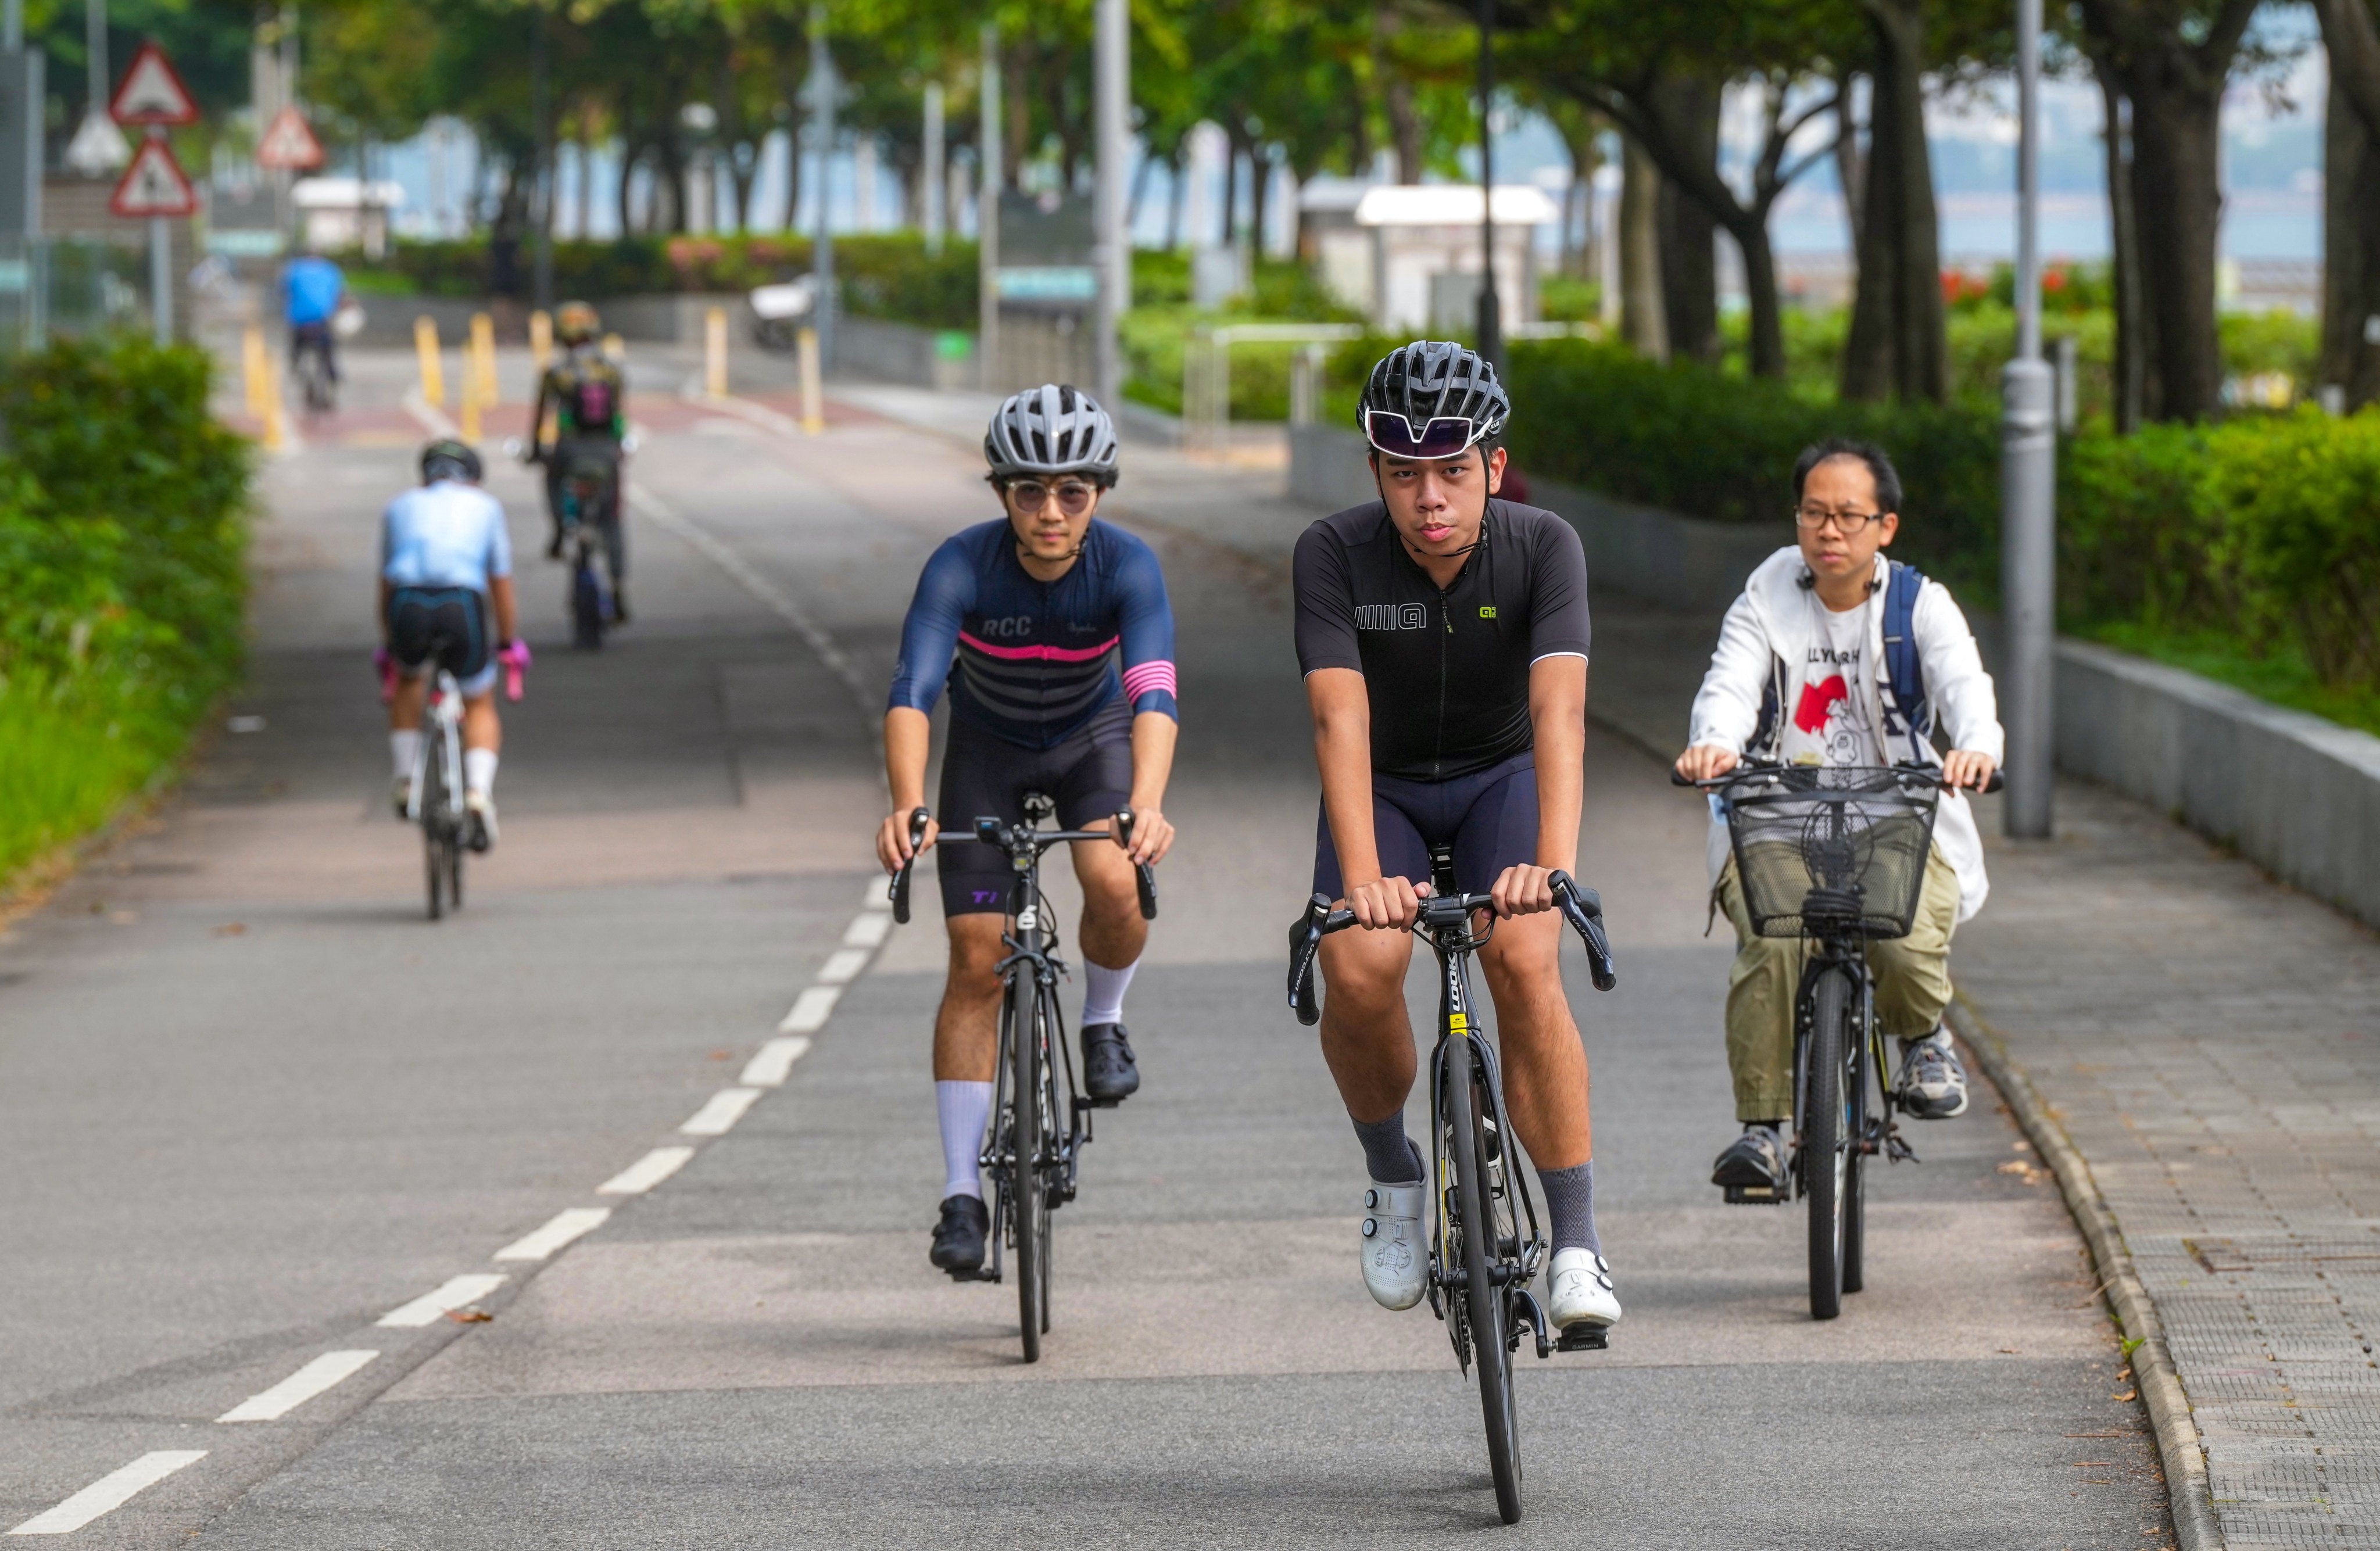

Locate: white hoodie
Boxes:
[1687,546,2006,923]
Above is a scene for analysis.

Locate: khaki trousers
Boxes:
[1715,844,1960,1123]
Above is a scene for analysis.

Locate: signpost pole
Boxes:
[2000,0,2055,839]
[1474,0,1502,371]
[808,5,836,372]
[922,82,943,256]
[978,20,999,393]
[1091,0,1127,410]
[149,211,169,343]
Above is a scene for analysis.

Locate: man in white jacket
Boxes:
[1674,439,2004,1195]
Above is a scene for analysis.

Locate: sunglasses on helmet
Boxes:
[1363,410,1482,461]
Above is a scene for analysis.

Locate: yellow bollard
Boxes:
[470,311,498,409]
[242,324,268,421]
[705,306,728,399]
[414,316,445,410]
[529,309,552,377]
[260,350,287,453]
[797,326,824,434]
[458,373,482,445]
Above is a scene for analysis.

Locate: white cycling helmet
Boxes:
[984,383,1121,485]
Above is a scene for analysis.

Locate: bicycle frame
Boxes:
[404,669,466,827]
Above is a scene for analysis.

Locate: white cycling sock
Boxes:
[389,729,423,781]
[463,748,499,798]
[936,1080,993,1201]
[1081,958,1138,1027]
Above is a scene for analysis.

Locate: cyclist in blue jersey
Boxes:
[280,250,349,394]
[876,384,1180,1278]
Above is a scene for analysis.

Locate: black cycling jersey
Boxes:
[1293,498,1591,782]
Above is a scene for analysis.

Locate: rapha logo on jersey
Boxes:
[1354,603,1430,631]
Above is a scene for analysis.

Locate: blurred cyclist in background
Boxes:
[280,247,350,394]
[525,300,631,622]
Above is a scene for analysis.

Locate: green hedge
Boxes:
[0,335,250,883]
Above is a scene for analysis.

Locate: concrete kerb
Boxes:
[1946,995,2220,1551]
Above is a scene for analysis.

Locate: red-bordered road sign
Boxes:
[109,42,199,127]
[110,137,198,217]
[255,105,325,171]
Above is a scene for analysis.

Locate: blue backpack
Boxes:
[1747,560,1933,765]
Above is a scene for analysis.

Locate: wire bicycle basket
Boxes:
[1723,765,1938,940]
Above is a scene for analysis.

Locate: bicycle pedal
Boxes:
[1723,1184,1791,1206]
[946,1266,1001,1284]
[1555,1326,1610,1353]
[1886,1134,1919,1164]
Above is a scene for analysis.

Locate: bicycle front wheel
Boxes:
[1804,967,1853,1321]
[1009,977,1048,1363]
[421,758,447,922]
[572,555,606,649]
[1451,1042,1522,1523]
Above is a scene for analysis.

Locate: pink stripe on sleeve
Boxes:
[1122,661,1178,702]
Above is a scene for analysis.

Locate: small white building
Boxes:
[291,178,405,257]
[1305,182,1560,334]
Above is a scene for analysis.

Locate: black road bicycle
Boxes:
[556,449,622,650]
[405,667,469,920]
[1676,761,2000,1320]
[889,796,1157,1362]
[1288,847,1616,1525]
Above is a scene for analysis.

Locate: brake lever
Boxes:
[1549,872,1618,992]
[1117,807,1157,920]
[1287,893,1332,1026]
[890,806,929,925]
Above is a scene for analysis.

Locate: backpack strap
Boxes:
[1878,560,1931,763]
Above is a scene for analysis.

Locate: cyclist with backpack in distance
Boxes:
[875,384,1179,1281]
[1675,438,2004,1198]
[1293,340,1621,1338]
[526,301,631,621]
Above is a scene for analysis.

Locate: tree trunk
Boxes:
[1219,130,1241,246]
[618,142,640,237]
[1833,75,1865,255]
[1619,132,1667,359]
[780,124,804,233]
[1249,143,1273,259]
[2317,0,2380,408]
[1165,148,1184,249]
[2126,83,2224,419]
[2099,67,2149,429]
[1376,9,1421,182]
[1649,76,1720,364]
[1841,2,1944,403]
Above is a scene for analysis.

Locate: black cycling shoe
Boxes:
[1080,1022,1140,1105]
[609,585,630,625]
[929,1194,989,1277]
[1712,1124,1789,1192]
[546,531,566,560]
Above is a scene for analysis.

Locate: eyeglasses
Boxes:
[1006,478,1100,517]
[1364,410,1481,461]
[1794,505,1887,533]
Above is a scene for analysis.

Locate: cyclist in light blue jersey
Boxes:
[381,439,522,851]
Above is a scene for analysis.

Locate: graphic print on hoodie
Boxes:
[1780,597,1884,768]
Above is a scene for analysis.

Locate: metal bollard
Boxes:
[2000,356,2057,839]
[706,305,728,399]
[798,325,824,434]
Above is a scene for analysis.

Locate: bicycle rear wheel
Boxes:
[572,553,606,649]
[1805,968,1853,1321]
[1844,1025,1873,1295]
[421,753,447,922]
[1009,977,1047,1363]
[1451,1041,1522,1523]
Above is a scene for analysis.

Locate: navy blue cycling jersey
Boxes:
[887,517,1179,750]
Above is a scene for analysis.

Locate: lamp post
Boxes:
[809,4,836,369]
[978,21,999,392]
[2000,0,2056,838]
[1092,0,1128,409]
[1474,0,1501,368]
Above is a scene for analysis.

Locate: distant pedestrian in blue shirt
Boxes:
[280,252,350,391]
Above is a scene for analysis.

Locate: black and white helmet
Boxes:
[1358,340,1511,457]
[984,383,1121,485]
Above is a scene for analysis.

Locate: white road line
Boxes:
[8,1451,209,1536]
[626,482,867,706]
[683,386,808,440]
[376,1273,508,1328]
[843,911,893,948]
[597,1145,696,1196]
[739,1036,813,1088]
[861,878,893,912]
[815,947,871,985]
[216,1351,378,1424]
[400,388,459,439]
[679,1087,762,1137]
[494,1207,611,1263]
[779,984,840,1033]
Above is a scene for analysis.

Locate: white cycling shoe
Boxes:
[1359,1180,1430,1311]
[1547,1248,1622,1331]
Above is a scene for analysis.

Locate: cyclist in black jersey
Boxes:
[1292,340,1619,1337]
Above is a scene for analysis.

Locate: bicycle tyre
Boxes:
[572,557,605,650]
[1805,968,1852,1321]
[421,751,446,922]
[1844,1025,1871,1295]
[1010,976,1046,1363]
[1452,1042,1523,1523]
[448,828,466,912]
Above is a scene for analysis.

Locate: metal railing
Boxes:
[1183,322,1365,459]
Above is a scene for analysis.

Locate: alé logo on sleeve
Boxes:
[1354,603,1430,632]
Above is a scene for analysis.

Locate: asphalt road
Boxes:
[0,350,2171,1548]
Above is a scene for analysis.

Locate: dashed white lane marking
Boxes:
[740,1036,813,1088]
[216,1350,378,1423]
[627,482,867,706]
[399,389,459,440]
[7,1450,209,1536]
[494,1207,611,1263]
[682,386,808,440]
[815,947,871,985]
[679,1087,762,1137]
[377,1273,508,1328]
[597,1145,696,1196]
[779,984,841,1033]
[842,911,893,948]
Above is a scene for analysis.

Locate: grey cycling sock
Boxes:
[1538,1159,1601,1256]
[1353,1111,1424,1187]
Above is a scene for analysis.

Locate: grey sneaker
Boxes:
[1712,1124,1788,1192]
[1896,1031,1969,1119]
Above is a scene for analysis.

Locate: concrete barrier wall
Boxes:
[836,316,975,390]
[1287,417,2380,932]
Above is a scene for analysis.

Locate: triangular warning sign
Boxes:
[109,43,199,127]
[255,106,324,171]
[110,138,197,217]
